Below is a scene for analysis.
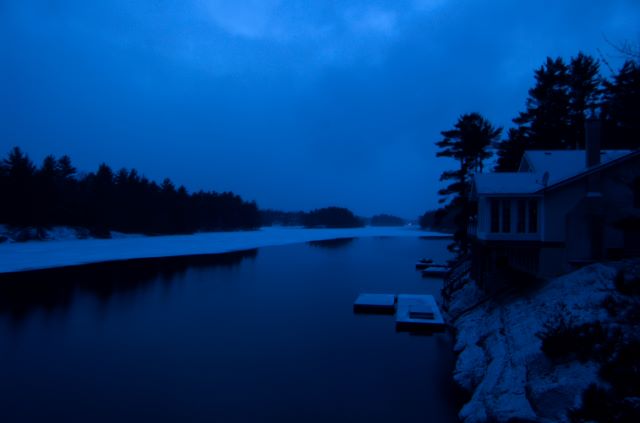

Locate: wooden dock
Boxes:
[353,293,446,332]
[395,294,446,331]
[353,293,396,314]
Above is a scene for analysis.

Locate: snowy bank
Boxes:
[0,226,442,273]
[445,261,640,423]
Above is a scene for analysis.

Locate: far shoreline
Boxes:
[0,226,450,274]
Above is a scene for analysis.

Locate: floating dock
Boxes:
[353,293,446,332]
[395,294,445,331]
[353,293,396,314]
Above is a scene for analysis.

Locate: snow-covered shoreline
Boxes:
[445,261,640,422]
[0,226,444,274]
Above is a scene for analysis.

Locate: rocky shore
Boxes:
[443,260,640,422]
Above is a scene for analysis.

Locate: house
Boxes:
[470,121,640,291]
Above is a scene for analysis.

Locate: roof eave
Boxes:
[536,150,640,194]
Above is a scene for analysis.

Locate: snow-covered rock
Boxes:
[446,263,628,423]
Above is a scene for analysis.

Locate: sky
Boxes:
[1,1,639,218]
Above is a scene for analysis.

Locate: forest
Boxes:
[0,149,369,237]
[261,207,364,228]
[0,149,261,237]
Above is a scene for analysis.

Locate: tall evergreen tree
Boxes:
[436,113,501,255]
[567,52,602,148]
[2,147,37,226]
[602,60,640,149]
[497,53,603,171]
[494,128,527,172]
[513,57,571,149]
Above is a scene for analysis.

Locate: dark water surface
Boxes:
[0,237,458,422]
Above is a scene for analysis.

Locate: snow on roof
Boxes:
[474,172,542,195]
[475,149,636,196]
[522,150,633,185]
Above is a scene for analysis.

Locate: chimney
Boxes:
[585,119,601,168]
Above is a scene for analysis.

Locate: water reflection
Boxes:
[306,237,355,249]
[0,238,458,423]
[0,249,258,323]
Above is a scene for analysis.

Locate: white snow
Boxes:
[474,172,542,194]
[523,150,633,185]
[447,263,622,423]
[474,150,637,196]
[0,226,444,273]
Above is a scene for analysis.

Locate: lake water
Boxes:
[0,236,458,422]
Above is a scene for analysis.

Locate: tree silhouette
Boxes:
[0,148,261,237]
[436,113,501,254]
[513,57,572,150]
[602,60,640,149]
[494,128,527,172]
[497,53,604,170]
[567,53,602,148]
[2,147,37,226]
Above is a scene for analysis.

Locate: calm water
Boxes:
[0,236,458,422]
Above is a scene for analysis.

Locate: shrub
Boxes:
[614,269,640,296]
[601,294,620,317]
[600,341,640,397]
[569,383,640,423]
[569,384,615,423]
[537,307,618,362]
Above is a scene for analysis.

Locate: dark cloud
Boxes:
[1,0,638,217]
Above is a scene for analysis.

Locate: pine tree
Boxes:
[498,53,603,171]
[602,60,640,149]
[436,113,501,255]
[513,57,571,150]
[2,147,37,226]
[567,52,602,148]
[494,128,528,172]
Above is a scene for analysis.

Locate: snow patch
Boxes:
[448,263,622,422]
[0,226,443,273]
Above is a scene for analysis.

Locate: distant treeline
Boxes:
[0,147,260,236]
[261,207,364,228]
[418,209,456,233]
[260,209,306,226]
[370,214,406,227]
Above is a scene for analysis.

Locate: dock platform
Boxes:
[353,293,396,314]
[395,294,445,331]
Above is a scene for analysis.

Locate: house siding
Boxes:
[471,152,640,288]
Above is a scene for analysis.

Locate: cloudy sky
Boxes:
[1,1,639,218]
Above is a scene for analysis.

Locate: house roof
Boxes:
[474,172,543,195]
[521,150,633,185]
[474,149,639,196]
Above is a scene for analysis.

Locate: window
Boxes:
[517,200,526,233]
[490,199,500,233]
[528,199,538,233]
[502,200,511,233]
